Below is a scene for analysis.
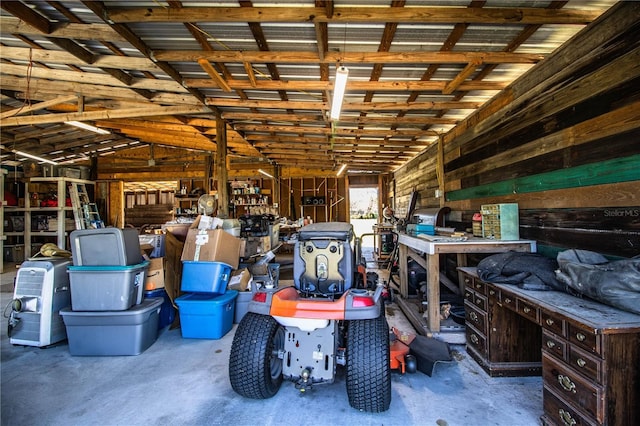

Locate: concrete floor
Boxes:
[0,260,543,426]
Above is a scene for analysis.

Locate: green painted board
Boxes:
[447,154,640,201]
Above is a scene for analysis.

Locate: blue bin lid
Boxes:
[175,290,238,306]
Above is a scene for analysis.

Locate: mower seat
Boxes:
[293,222,356,296]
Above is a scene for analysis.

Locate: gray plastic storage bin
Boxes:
[70,228,143,266]
[60,297,162,356]
[234,291,253,324]
[68,261,149,311]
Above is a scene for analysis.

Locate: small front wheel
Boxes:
[229,313,284,399]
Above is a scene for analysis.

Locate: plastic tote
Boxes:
[180,261,231,294]
[67,261,149,311]
[60,297,162,356]
[176,290,237,339]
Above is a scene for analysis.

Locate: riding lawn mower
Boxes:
[228,222,395,412]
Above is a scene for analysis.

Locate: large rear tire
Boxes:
[345,314,391,412]
[229,312,284,399]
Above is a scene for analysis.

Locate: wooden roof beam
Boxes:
[188,78,506,92]
[0,95,78,119]
[0,105,210,127]
[155,50,544,64]
[197,58,232,92]
[444,61,482,95]
[0,2,51,34]
[107,6,601,25]
[206,97,480,112]
[0,17,125,41]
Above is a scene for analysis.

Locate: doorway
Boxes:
[349,186,379,254]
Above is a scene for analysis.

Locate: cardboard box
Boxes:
[242,235,271,258]
[228,268,251,292]
[145,257,165,290]
[164,231,185,307]
[197,215,223,230]
[181,228,241,269]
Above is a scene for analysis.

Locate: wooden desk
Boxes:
[396,233,536,333]
[459,267,640,426]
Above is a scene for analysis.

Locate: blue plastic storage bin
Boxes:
[175,290,238,339]
[143,288,176,330]
[180,261,231,294]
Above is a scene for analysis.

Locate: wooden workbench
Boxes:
[396,233,536,333]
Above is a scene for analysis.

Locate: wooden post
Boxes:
[215,113,229,217]
[436,134,445,208]
[204,154,213,193]
[274,165,280,213]
[108,180,124,228]
[398,243,408,298]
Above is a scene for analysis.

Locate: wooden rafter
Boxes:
[106,6,601,25]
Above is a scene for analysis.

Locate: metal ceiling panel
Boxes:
[0,1,618,173]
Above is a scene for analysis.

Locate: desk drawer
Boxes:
[543,387,597,426]
[469,292,486,311]
[542,330,566,361]
[567,345,602,384]
[501,293,516,310]
[541,311,565,337]
[464,289,474,304]
[543,353,604,423]
[464,302,487,335]
[471,279,486,296]
[486,285,498,299]
[517,298,539,323]
[466,325,486,356]
[568,324,600,355]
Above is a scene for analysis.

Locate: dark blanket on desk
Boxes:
[556,249,640,315]
[477,252,562,291]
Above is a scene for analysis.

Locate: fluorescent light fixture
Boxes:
[330,66,349,121]
[258,169,274,179]
[13,150,58,165]
[64,121,111,135]
[336,164,347,176]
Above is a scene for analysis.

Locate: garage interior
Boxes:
[1,1,639,425]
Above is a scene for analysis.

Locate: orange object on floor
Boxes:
[389,327,416,374]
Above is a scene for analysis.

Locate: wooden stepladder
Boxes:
[68,182,104,229]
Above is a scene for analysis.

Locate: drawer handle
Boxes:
[523,307,531,314]
[576,358,586,368]
[464,278,470,284]
[546,318,554,326]
[470,311,478,322]
[558,374,577,393]
[576,332,586,342]
[465,292,471,299]
[475,283,481,289]
[504,297,512,304]
[558,409,577,426]
[470,334,479,345]
[489,290,495,296]
[546,340,555,349]
[476,298,482,305]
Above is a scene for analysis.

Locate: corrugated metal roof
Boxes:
[0,0,620,173]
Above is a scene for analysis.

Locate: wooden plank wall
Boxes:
[393,3,640,260]
[278,177,347,223]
